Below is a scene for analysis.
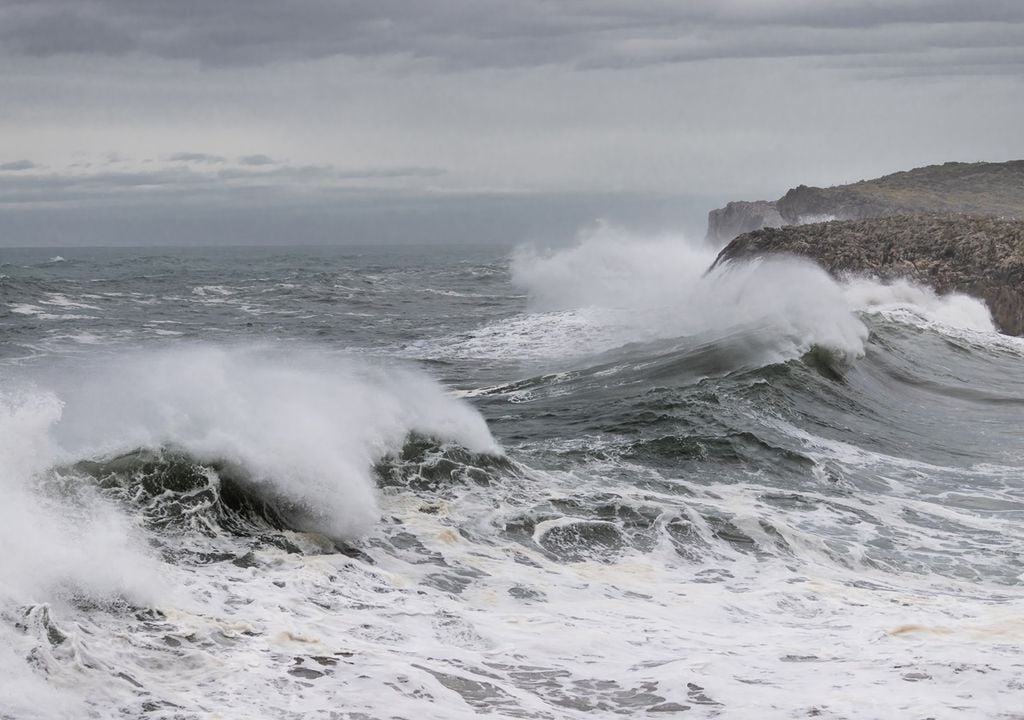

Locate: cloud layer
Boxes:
[1,2,1021,245]
[0,155,447,208]
[1,1,1022,74]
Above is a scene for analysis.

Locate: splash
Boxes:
[43,345,500,541]
[0,390,169,719]
[842,276,995,333]
[0,345,499,606]
[506,225,869,364]
[0,390,165,609]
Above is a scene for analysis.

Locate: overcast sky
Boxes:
[1,0,1022,245]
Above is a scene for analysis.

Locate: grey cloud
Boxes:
[826,44,1024,77]
[0,167,199,197]
[0,160,39,171]
[0,1,1021,75]
[335,166,446,180]
[0,5,135,57]
[239,154,276,166]
[0,162,449,207]
[579,21,1024,71]
[168,152,227,164]
[214,165,445,182]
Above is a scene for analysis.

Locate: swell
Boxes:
[468,307,1024,478]
[460,313,1024,591]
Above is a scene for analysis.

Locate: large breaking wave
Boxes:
[0,345,498,597]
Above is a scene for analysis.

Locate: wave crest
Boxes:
[508,225,869,365]
[46,345,500,541]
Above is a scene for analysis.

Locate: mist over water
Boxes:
[0,234,1021,719]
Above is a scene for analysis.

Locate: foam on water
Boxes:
[0,391,169,718]
[6,428,1020,719]
[0,391,166,607]
[61,450,1013,720]
[842,276,996,333]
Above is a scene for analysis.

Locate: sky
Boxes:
[1,0,1022,246]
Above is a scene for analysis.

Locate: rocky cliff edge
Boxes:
[711,215,1024,336]
[706,160,1024,246]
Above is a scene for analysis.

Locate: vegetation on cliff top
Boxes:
[789,160,1024,219]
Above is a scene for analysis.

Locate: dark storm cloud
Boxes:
[0,0,1021,74]
[0,160,39,171]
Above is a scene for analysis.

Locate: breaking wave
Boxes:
[0,345,499,602]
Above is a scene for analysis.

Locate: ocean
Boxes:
[1,230,1022,719]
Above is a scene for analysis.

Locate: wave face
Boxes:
[1,238,1022,719]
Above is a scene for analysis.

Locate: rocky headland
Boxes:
[706,160,1024,245]
[706,160,1024,335]
[711,215,1024,335]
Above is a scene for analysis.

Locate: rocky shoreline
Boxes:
[711,215,1024,336]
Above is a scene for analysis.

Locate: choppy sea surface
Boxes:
[1,230,1022,719]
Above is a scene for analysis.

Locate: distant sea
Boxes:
[2,233,1022,719]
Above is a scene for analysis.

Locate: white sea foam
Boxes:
[40,345,500,540]
[36,451,1011,720]
[495,226,870,363]
[0,390,169,719]
[0,390,165,606]
[0,346,499,598]
[452,227,1006,369]
[842,276,996,333]
[8,303,98,321]
[41,293,101,311]
[0,346,502,716]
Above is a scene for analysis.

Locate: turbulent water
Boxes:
[1,229,1022,719]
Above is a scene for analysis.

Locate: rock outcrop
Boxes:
[711,216,1024,335]
[706,160,1024,245]
[705,201,785,246]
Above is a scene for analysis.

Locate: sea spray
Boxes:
[35,345,501,541]
[0,389,166,608]
[842,276,996,332]
[0,390,169,720]
[508,225,869,363]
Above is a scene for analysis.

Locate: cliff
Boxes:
[706,160,1024,245]
[711,216,1024,336]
